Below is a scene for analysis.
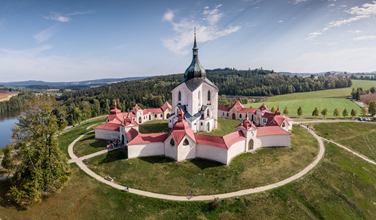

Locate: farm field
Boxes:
[0,90,16,102]
[265,80,376,102]
[245,98,361,118]
[313,122,376,161]
[360,93,376,103]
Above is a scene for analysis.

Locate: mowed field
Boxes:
[243,80,376,117]
[0,90,13,101]
[245,98,361,118]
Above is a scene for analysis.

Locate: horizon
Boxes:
[1,0,376,82]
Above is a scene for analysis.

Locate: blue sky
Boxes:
[1,0,376,82]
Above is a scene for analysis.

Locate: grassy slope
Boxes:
[198,117,241,136]
[313,122,376,161]
[1,142,376,219]
[57,116,106,158]
[87,125,318,196]
[139,120,170,133]
[266,80,376,102]
[73,133,108,157]
[245,98,361,118]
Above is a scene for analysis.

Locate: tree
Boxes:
[312,107,319,117]
[321,108,328,118]
[371,86,376,94]
[271,106,276,113]
[351,109,357,117]
[333,108,340,117]
[361,106,367,116]
[369,101,376,116]
[297,107,303,117]
[10,95,72,205]
[342,108,349,118]
[283,106,289,115]
[1,144,15,177]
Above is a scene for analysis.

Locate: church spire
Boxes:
[184,27,206,79]
[193,27,198,50]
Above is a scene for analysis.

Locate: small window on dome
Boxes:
[170,138,175,146]
[183,139,189,146]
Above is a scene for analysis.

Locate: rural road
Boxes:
[67,125,326,201]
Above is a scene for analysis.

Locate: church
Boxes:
[94,31,293,165]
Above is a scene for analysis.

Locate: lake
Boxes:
[0,110,20,149]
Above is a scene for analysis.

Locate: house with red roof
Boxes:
[94,100,172,143]
[127,109,292,165]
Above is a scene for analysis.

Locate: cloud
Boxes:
[203,4,223,25]
[328,4,335,7]
[306,31,322,40]
[162,10,174,22]
[44,10,94,22]
[278,20,283,23]
[341,5,347,7]
[162,7,241,55]
[292,0,306,5]
[349,30,362,33]
[353,35,376,41]
[33,26,58,43]
[0,46,141,82]
[306,1,376,40]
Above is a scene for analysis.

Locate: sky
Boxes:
[1,0,376,82]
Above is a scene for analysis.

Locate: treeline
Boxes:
[0,91,35,114]
[351,86,376,101]
[350,75,376,80]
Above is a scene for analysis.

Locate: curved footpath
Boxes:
[67,125,325,201]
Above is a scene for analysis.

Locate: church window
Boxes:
[227,113,229,117]
[178,91,181,101]
[240,114,242,118]
[207,110,210,117]
[170,138,175,146]
[201,122,203,126]
[208,90,211,101]
[155,114,157,118]
[282,122,286,127]
[223,112,224,116]
[183,139,189,146]
[160,114,162,117]
[198,91,201,105]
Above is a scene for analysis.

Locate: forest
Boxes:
[1,68,352,125]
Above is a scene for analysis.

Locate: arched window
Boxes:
[207,110,210,117]
[208,90,211,101]
[201,122,203,126]
[183,139,189,146]
[198,91,201,105]
[282,122,286,127]
[178,91,181,101]
[170,138,175,146]
[155,114,157,118]
[240,114,242,118]
[223,112,224,116]
[160,114,162,117]
[227,113,229,117]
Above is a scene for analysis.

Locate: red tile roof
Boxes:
[144,108,163,113]
[133,104,141,112]
[126,128,139,141]
[122,117,139,127]
[235,119,256,130]
[218,104,257,113]
[259,104,270,112]
[195,130,246,150]
[218,105,231,111]
[230,101,244,112]
[94,121,120,131]
[237,108,258,113]
[127,132,168,145]
[161,101,172,112]
[256,126,292,136]
[166,109,196,145]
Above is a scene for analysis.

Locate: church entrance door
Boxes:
[149,115,151,120]
[139,117,142,123]
[248,139,254,151]
[207,123,210,132]
[232,113,235,120]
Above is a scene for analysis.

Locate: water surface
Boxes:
[0,110,20,149]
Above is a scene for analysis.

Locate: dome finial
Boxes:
[193,27,197,49]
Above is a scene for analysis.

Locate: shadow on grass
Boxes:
[0,179,25,211]
[189,158,224,170]
[139,156,174,164]
[99,149,128,164]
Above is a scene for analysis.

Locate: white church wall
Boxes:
[258,135,291,148]
[171,83,191,114]
[164,135,177,161]
[196,144,227,164]
[177,136,196,161]
[128,142,165,159]
[94,129,120,141]
[226,140,246,164]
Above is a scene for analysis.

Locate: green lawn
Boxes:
[2,142,376,219]
[139,120,170,133]
[265,80,376,102]
[87,125,318,196]
[245,98,361,118]
[313,122,376,161]
[73,133,108,157]
[57,116,106,158]
[198,117,241,136]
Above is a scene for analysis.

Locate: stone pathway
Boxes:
[67,125,326,201]
[0,174,13,181]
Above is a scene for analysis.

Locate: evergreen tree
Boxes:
[333,108,340,117]
[361,106,368,116]
[369,101,376,116]
[342,108,349,117]
[321,108,328,118]
[283,106,289,115]
[10,95,72,205]
[312,107,319,117]
[371,86,376,94]
[351,109,357,117]
[271,106,276,113]
[297,107,303,117]
[1,144,15,177]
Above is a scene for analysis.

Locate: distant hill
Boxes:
[280,71,376,77]
[0,77,147,87]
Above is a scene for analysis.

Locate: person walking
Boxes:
[126,185,129,191]
[189,190,193,198]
